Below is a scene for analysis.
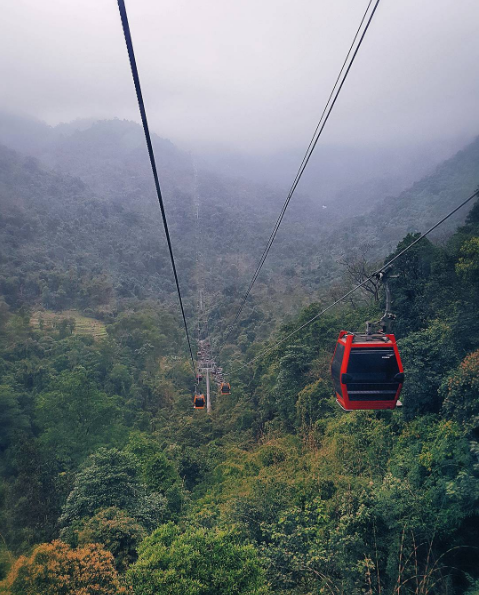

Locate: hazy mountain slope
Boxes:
[0,115,335,306]
[0,113,478,329]
[334,137,479,260]
[0,145,178,308]
[2,111,471,227]
[0,141,327,323]
[196,137,473,214]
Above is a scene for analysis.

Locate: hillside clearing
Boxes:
[30,310,107,339]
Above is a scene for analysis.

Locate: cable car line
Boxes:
[221,0,382,346]
[117,0,195,374]
[227,188,479,375]
[192,161,229,409]
[276,0,377,206]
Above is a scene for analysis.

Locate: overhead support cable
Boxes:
[222,0,382,346]
[117,0,195,373]
[227,189,479,374]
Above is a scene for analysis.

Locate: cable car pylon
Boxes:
[192,160,230,412]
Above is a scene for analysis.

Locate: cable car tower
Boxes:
[193,163,229,412]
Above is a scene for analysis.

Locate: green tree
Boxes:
[5,439,67,549]
[440,349,479,433]
[125,432,185,518]
[77,507,146,572]
[260,499,330,593]
[127,523,268,595]
[295,378,335,432]
[59,448,167,538]
[35,366,123,466]
[399,320,458,418]
[273,344,312,430]
[126,432,179,492]
[374,417,479,592]
[107,363,132,397]
[384,233,437,336]
[456,237,479,286]
[0,385,29,452]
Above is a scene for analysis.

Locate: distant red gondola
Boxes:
[220,382,231,395]
[331,331,404,411]
[193,394,206,409]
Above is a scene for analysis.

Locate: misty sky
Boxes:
[2,0,479,154]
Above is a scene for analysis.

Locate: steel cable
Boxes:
[222,0,382,346]
[227,189,479,374]
[117,0,195,373]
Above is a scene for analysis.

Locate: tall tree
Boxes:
[59,448,167,539]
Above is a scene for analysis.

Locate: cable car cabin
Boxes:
[196,374,203,383]
[193,394,206,409]
[331,331,404,411]
[220,382,231,395]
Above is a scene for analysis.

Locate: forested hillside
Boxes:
[0,115,334,323]
[1,114,478,331]
[337,137,479,260]
[0,113,478,594]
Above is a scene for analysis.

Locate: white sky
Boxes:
[1,0,479,153]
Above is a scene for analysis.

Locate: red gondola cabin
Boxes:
[220,382,231,395]
[193,394,206,409]
[331,331,404,411]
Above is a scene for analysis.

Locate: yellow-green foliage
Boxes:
[0,541,126,595]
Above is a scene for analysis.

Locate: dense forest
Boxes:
[0,115,478,594]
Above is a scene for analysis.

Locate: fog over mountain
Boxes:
[1,111,477,325]
[1,0,478,156]
[0,110,472,224]
[1,0,478,327]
